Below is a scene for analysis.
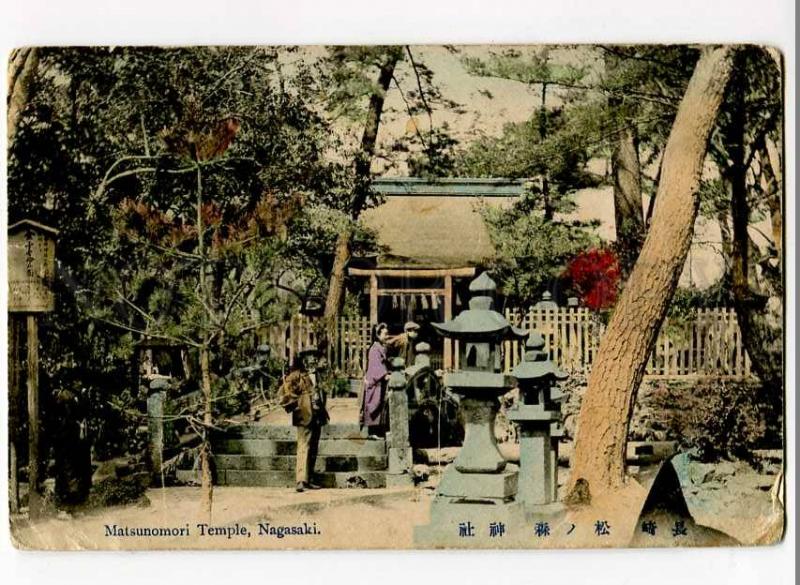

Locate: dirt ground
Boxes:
[11,395,782,550]
[10,451,782,551]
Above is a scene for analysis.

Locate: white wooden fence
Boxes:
[266,307,752,380]
[503,306,752,379]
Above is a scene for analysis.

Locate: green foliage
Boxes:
[7,47,368,459]
[462,47,587,89]
[320,46,460,181]
[478,195,599,305]
[87,473,150,508]
[648,380,782,462]
[453,108,602,211]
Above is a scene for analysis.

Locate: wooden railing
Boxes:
[266,307,753,380]
[503,306,752,379]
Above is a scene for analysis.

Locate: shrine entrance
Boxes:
[348,266,476,370]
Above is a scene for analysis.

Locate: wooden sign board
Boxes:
[8,220,58,313]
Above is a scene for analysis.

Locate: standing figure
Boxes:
[388,321,420,367]
[360,322,391,437]
[277,348,329,492]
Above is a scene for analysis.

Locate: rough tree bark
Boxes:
[566,46,736,499]
[612,126,646,275]
[8,47,39,145]
[322,50,401,345]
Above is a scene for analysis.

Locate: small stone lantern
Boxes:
[508,332,568,510]
[415,273,527,545]
[533,290,559,311]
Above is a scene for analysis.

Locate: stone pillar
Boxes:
[518,424,551,506]
[386,357,413,486]
[507,407,558,507]
[146,378,170,484]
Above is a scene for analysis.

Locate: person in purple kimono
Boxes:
[360,322,391,437]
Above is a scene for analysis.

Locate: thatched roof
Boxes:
[361,178,525,268]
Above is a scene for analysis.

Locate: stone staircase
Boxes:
[210,423,393,488]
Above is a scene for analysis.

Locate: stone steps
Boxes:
[214,437,387,457]
[215,469,388,488]
[207,424,393,488]
[215,454,388,473]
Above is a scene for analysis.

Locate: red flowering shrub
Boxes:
[564,248,621,310]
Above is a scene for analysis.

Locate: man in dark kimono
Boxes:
[277,348,328,492]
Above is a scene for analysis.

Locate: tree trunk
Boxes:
[717,206,732,278]
[8,48,39,145]
[726,62,782,391]
[762,137,783,264]
[199,345,214,518]
[612,126,646,275]
[323,229,353,344]
[567,46,736,500]
[321,50,400,344]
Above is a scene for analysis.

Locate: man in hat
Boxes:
[388,321,420,367]
[277,348,329,492]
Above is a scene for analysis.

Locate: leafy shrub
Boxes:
[647,379,782,462]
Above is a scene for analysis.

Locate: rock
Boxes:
[415,447,459,465]
[715,461,738,478]
[412,464,430,483]
[652,430,668,442]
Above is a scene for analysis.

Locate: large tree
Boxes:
[567,46,737,499]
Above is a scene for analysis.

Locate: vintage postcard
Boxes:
[6,44,785,550]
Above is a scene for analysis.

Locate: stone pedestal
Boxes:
[507,406,559,508]
[415,372,524,546]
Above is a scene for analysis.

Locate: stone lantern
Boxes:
[508,332,568,511]
[415,272,527,545]
[533,290,559,311]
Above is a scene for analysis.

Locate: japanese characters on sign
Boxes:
[8,220,58,313]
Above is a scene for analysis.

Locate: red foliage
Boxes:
[564,248,621,311]
[115,191,305,254]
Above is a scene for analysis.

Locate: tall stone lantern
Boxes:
[508,332,568,511]
[415,272,527,545]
